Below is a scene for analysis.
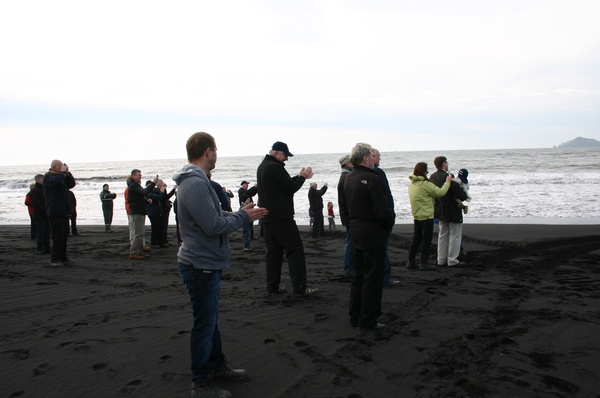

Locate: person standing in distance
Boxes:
[173,132,268,398]
[340,143,395,330]
[100,184,117,233]
[256,141,320,297]
[308,182,328,238]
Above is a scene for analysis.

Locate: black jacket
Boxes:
[337,168,351,226]
[430,169,468,223]
[256,155,306,223]
[127,179,155,215]
[340,165,394,249]
[43,171,76,217]
[308,185,327,210]
[29,182,47,220]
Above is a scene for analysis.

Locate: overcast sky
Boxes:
[1,0,599,166]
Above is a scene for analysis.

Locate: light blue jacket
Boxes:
[173,164,249,270]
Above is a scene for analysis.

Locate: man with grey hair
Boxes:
[340,143,395,330]
[257,141,320,297]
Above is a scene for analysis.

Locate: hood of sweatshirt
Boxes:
[408,175,426,183]
[173,164,206,185]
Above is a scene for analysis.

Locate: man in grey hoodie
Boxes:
[173,132,268,398]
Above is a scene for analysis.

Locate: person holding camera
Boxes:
[43,160,76,266]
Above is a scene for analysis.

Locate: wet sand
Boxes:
[1,223,599,397]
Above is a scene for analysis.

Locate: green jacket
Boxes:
[408,175,450,221]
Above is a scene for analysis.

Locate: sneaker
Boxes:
[214,363,248,381]
[191,381,231,398]
[296,287,320,298]
[242,247,251,252]
[129,254,146,259]
[49,261,63,267]
[143,246,151,251]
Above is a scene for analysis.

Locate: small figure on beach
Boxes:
[455,168,471,214]
[100,184,117,233]
[327,201,337,232]
[407,162,453,270]
[308,182,328,238]
[147,179,166,247]
[337,154,354,277]
[159,183,176,246]
[173,132,267,398]
[238,180,258,244]
[127,169,159,259]
[430,156,469,267]
[25,183,35,240]
[256,141,320,297]
[43,160,76,266]
[340,143,395,330]
[372,148,398,285]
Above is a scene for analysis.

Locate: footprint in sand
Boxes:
[314,313,328,323]
[8,391,25,397]
[92,362,118,378]
[32,363,51,376]
[264,338,276,345]
[158,355,171,364]
[120,379,143,395]
[2,348,30,360]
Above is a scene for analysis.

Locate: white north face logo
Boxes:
[361,180,368,184]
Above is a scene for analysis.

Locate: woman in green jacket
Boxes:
[407,162,453,270]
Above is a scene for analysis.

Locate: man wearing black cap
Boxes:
[256,141,320,297]
[238,180,258,250]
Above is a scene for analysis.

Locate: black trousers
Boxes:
[49,216,69,263]
[102,205,113,226]
[311,209,324,237]
[263,219,307,295]
[408,219,434,264]
[349,240,385,328]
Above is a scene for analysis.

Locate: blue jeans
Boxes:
[242,222,252,249]
[344,227,354,275]
[179,263,225,383]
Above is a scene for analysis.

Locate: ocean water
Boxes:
[2,148,600,226]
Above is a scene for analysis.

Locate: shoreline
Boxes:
[2,224,599,397]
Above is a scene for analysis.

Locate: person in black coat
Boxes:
[30,174,50,254]
[256,141,319,297]
[340,143,395,330]
[43,160,76,266]
[308,182,328,238]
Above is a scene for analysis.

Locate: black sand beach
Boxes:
[1,223,599,398]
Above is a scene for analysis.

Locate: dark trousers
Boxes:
[49,216,69,263]
[311,209,324,238]
[70,214,78,235]
[102,205,113,227]
[30,215,36,240]
[161,210,171,244]
[408,219,434,264]
[34,218,50,252]
[263,219,307,295]
[149,215,163,246]
[349,240,385,328]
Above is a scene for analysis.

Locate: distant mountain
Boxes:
[555,137,600,148]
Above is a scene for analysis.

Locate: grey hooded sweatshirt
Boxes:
[173,164,250,270]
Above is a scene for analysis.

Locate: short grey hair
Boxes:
[350,143,372,167]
